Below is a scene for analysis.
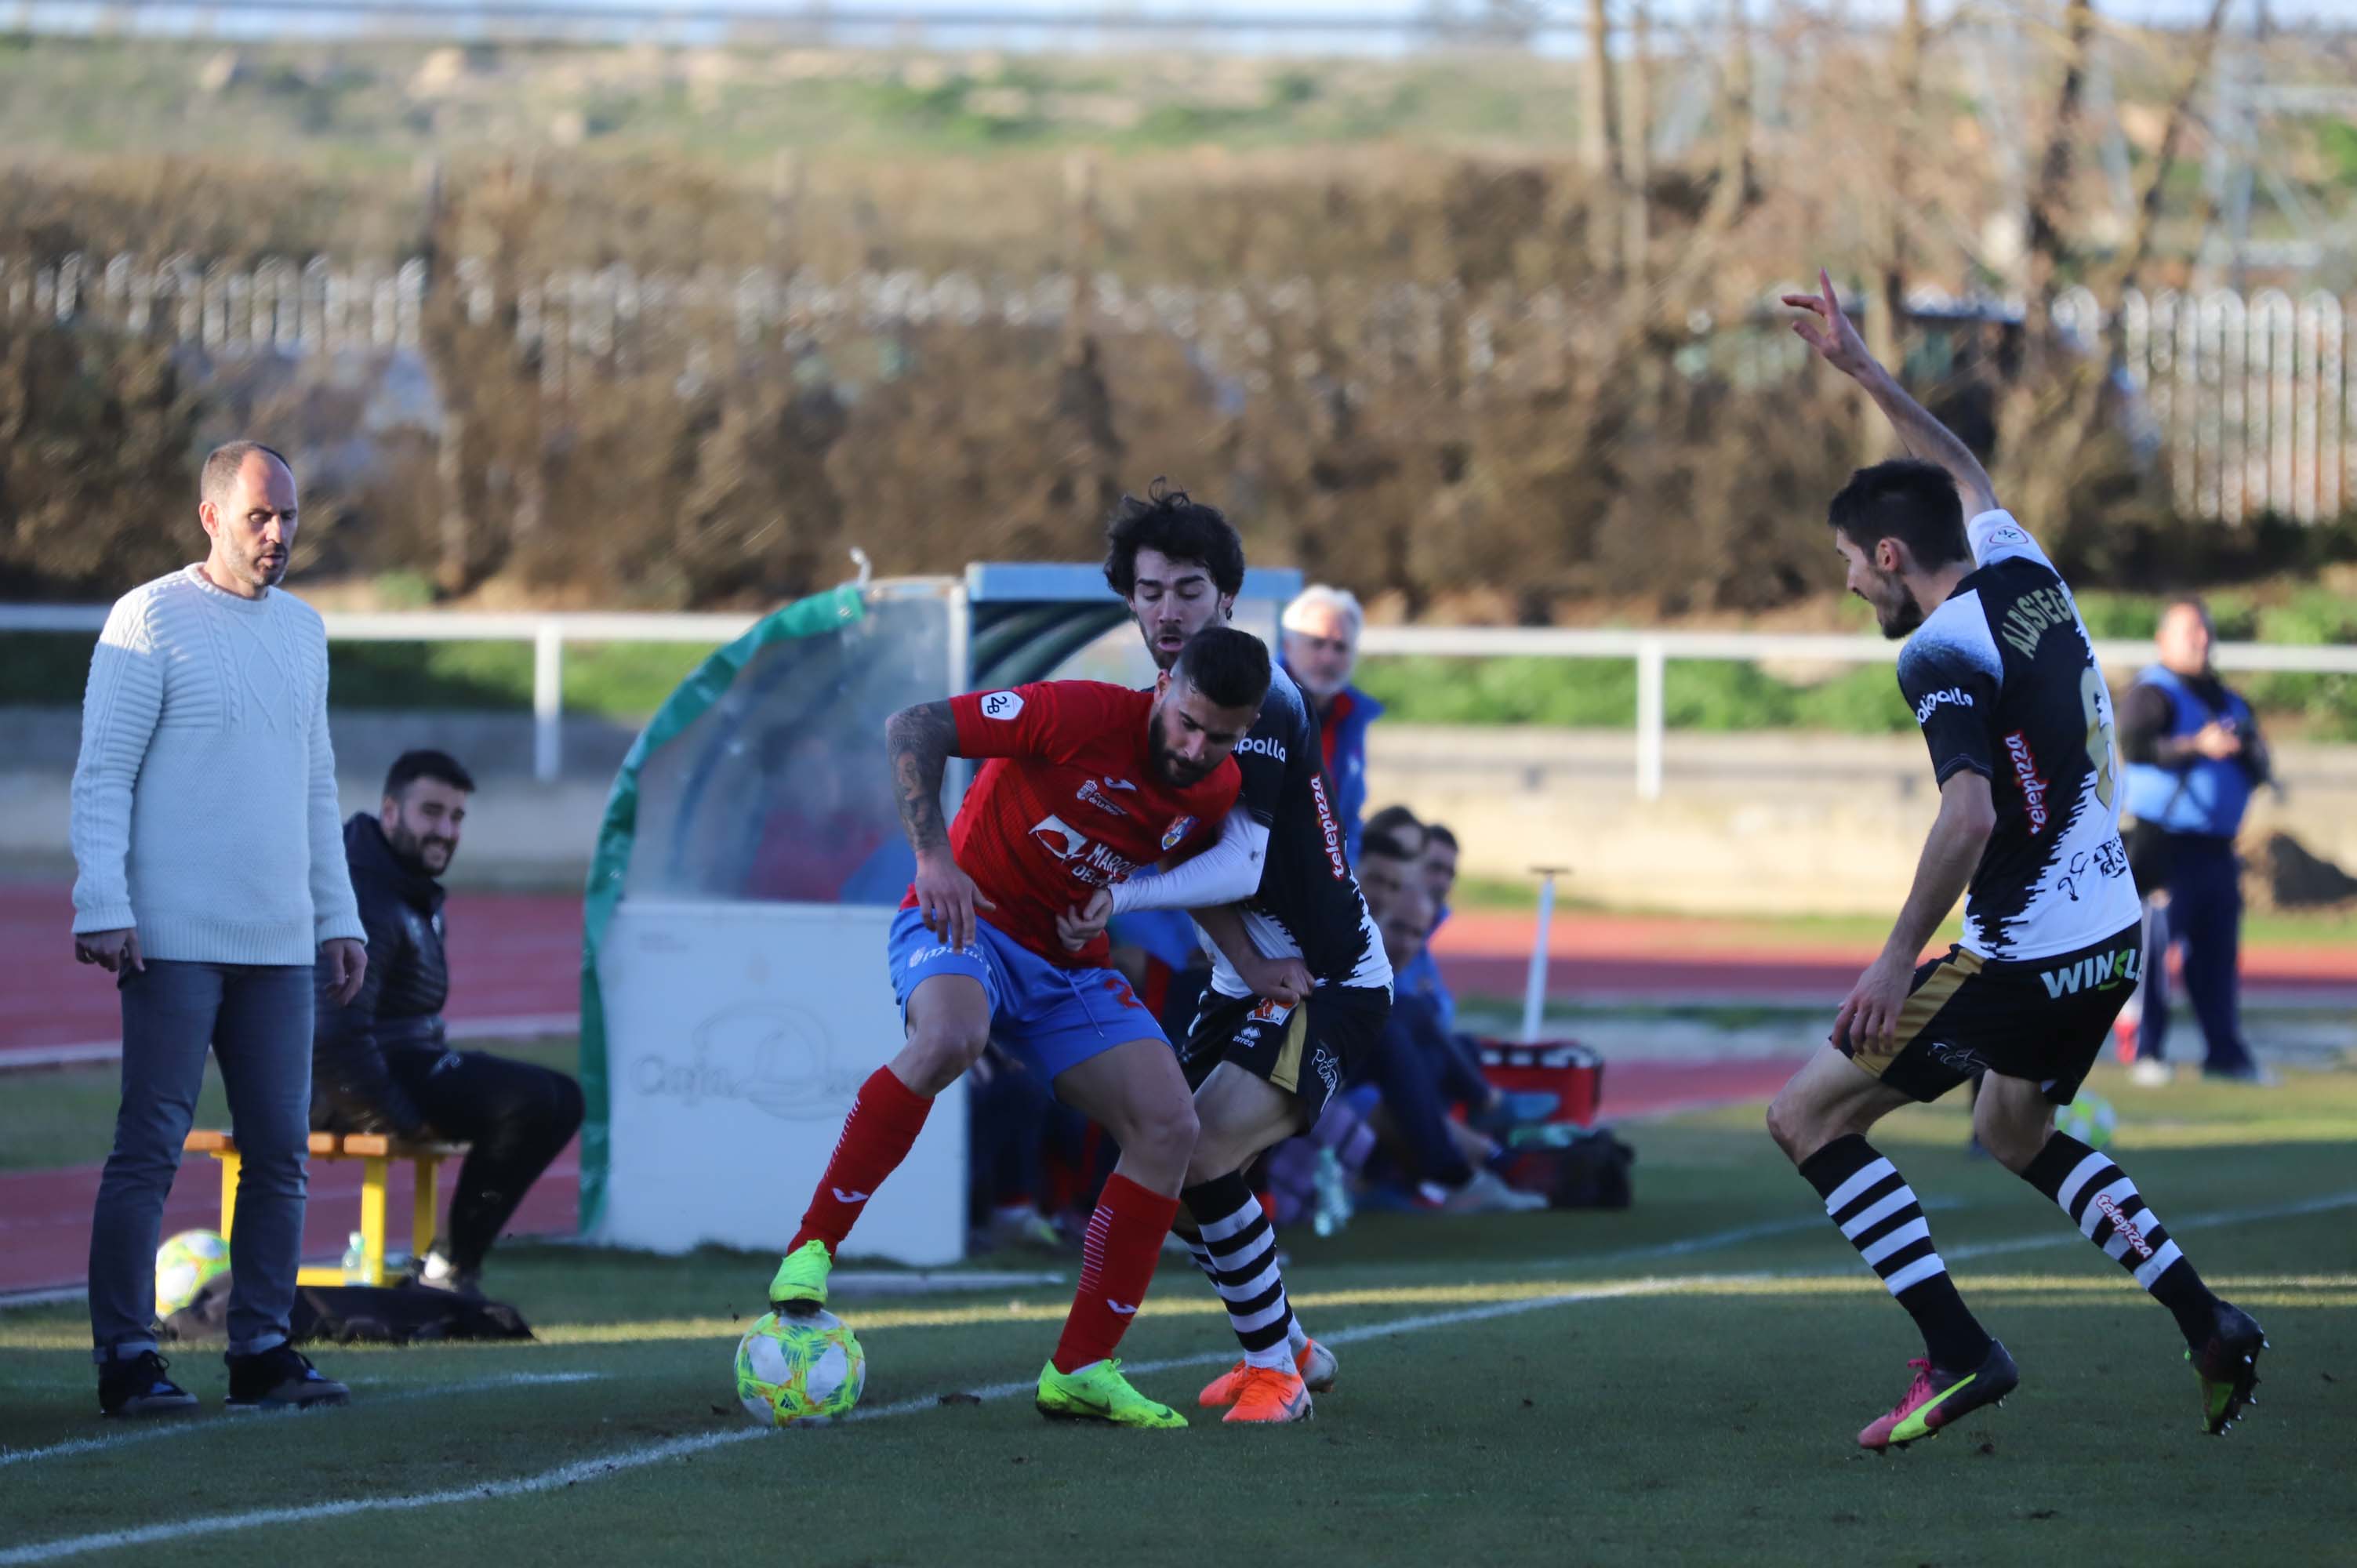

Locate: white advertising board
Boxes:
[591,898,965,1266]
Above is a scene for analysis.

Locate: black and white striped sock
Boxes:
[1180,1173,1296,1370]
[1799,1134,1991,1369]
[2022,1133,2217,1342]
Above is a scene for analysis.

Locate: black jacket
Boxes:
[313,814,451,1136]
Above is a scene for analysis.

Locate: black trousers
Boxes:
[385,1047,585,1273]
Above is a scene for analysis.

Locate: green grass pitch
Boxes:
[3,1068,2352,1566]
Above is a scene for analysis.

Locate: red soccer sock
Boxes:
[1051,1173,1180,1375]
[789,1068,934,1255]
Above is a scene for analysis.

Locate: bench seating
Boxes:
[183,1131,466,1287]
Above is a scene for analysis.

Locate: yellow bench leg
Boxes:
[216,1150,242,1240]
[412,1155,440,1266]
[361,1156,390,1287]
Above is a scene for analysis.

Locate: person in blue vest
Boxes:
[2116,597,2274,1086]
[1280,584,1384,862]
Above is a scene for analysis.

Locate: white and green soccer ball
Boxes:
[735,1309,866,1428]
[2055,1093,2119,1149]
[154,1229,231,1317]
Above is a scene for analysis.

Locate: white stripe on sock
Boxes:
[1208,1232,1274,1273]
[1882,1253,1948,1296]
[1215,1261,1283,1306]
[2079,1178,2140,1240]
[2133,1238,2185,1290]
[1196,1204,1263,1245]
[1839,1187,1916,1241]
[2056,1152,2112,1213]
[1822,1158,1898,1217]
[1859,1217,1931,1269]
[1229,1299,1291,1335]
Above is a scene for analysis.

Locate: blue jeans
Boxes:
[90,961,315,1363]
[2138,837,2257,1074]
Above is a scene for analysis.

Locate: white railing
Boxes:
[1358,625,2357,800]
[3,604,758,784]
[10,605,2356,795]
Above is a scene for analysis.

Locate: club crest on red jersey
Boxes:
[1160,815,1197,852]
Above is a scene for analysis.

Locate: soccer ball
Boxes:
[734,1309,866,1427]
[154,1229,231,1317]
[2054,1093,2118,1149]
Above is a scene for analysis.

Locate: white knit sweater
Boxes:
[70,565,365,964]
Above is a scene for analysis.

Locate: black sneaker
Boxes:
[97,1350,201,1418]
[2188,1301,2267,1436]
[223,1345,350,1411]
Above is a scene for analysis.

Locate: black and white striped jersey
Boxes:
[1894,510,2140,963]
[1200,662,1392,1000]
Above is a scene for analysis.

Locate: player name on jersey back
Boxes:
[1896,510,2141,963]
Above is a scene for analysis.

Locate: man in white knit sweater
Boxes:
[71,441,370,1417]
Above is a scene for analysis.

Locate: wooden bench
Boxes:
[183,1131,465,1288]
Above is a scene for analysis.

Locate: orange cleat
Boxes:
[1222,1365,1312,1425]
[1198,1338,1337,1406]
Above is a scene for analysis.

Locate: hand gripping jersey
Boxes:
[910,681,1240,967]
[1203,663,1390,999]
[1896,510,2141,962]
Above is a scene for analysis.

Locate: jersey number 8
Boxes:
[2079,666,2119,808]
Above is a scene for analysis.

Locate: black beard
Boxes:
[1877,593,1926,640]
[384,824,445,877]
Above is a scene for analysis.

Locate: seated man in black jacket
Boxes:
[314,750,584,1294]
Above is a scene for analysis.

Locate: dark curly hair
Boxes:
[1102,479,1247,599]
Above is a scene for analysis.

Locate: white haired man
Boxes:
[1279,584,1382,862]
[72,440,365,1417]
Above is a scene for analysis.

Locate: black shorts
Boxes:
[1177,984,1391,1121]
[1843,924,2144,1105]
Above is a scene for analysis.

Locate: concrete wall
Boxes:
[10,706,2355,913]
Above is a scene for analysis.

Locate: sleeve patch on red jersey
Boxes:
[979,690,1025,721]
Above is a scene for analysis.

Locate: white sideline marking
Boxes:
[0,1372,605,1472]
[8,1189,2352,1563]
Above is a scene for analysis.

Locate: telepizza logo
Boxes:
[1161,815,1198,852]
[979,690,1024,721]
[2005,730,2052,833]
[1309,775,1347,880]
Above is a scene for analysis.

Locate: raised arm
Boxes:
[1785,268,2001,518]
[885,699,993,949]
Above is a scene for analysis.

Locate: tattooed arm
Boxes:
[885,699,995,949]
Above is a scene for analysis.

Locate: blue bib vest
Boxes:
[2121,666,2254,837]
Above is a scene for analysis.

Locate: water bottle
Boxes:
[340,1231,369,1285]
[1311,1146,1353,1238]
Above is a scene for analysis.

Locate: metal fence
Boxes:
[7,253,2355,524]
[8,603,2355,796]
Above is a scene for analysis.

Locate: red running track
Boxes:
[13,882,2357,1062]
[2,881,584,1058]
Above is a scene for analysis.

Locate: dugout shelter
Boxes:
[580,562,1302,1265]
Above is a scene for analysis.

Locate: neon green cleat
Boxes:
[1034,1359,1187,1429]
[767,1240,833,1315]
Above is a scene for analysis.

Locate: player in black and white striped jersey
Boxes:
[1761,272,2265,1452]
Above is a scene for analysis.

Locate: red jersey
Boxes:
[902,681,1240,967]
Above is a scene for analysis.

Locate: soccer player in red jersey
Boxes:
[764,626,1272,1428]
